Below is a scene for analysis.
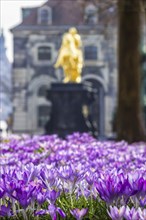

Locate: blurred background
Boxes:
[0,0,146,139]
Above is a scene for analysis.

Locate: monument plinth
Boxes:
[45,82,96,138]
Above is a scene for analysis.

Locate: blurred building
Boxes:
[0,30,12,122]
[11,0,118,136]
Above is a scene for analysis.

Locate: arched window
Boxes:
[37,105,51,127]
[40,9,49,24]
[84,46,97,60]
[84,4,98,25]
[38,6,52,25]
[38,85,48,97]
[38,46,52,61]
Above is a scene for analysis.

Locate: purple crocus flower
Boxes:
[95,173,136,204]
[138,208,146,220]
[13,185,36,209]
[48,204,66,220]
[107,206,126,220]
[46,189,60,204]
[35,204,66,220]
[0,188,5,198]
[95,176,122,204]
[58,165,84,183]
[22,163,39,183]
[70,208,88,220]
[0,203,12,217]
[36,191,46,205]
[124,206,140,220]
[35,209,46,216]
[140,197,146,207]
[1,174,17,195]
[39,168,57,188]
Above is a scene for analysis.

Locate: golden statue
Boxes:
[54,27,83,83]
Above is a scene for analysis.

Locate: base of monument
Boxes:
[45,82,96,138]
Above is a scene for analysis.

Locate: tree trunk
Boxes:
[117,0,146,143]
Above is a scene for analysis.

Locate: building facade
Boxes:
[11,0,118,136]
[0,30,12,122]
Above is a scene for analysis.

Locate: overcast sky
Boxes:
[1,0,46,62]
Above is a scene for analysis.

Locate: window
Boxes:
[38,6,52,25]
[84,4,98,25]
[22,8,32,20]
[38,46,52,61]
[38,86,48,97]
[34,43,54,65]
[40,9,49,24]
[37,105,51,127]
[84,46,97,60]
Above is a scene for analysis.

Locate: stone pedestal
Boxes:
[45,83,97,138]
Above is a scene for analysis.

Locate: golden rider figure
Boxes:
[54,27,83,83]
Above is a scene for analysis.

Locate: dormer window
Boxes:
[22,8,32,20]
[38,6,52,25]
[84,4,98,25]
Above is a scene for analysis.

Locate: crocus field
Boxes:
[0,133,146,220]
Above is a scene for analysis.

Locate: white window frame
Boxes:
[38,6,52,25]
